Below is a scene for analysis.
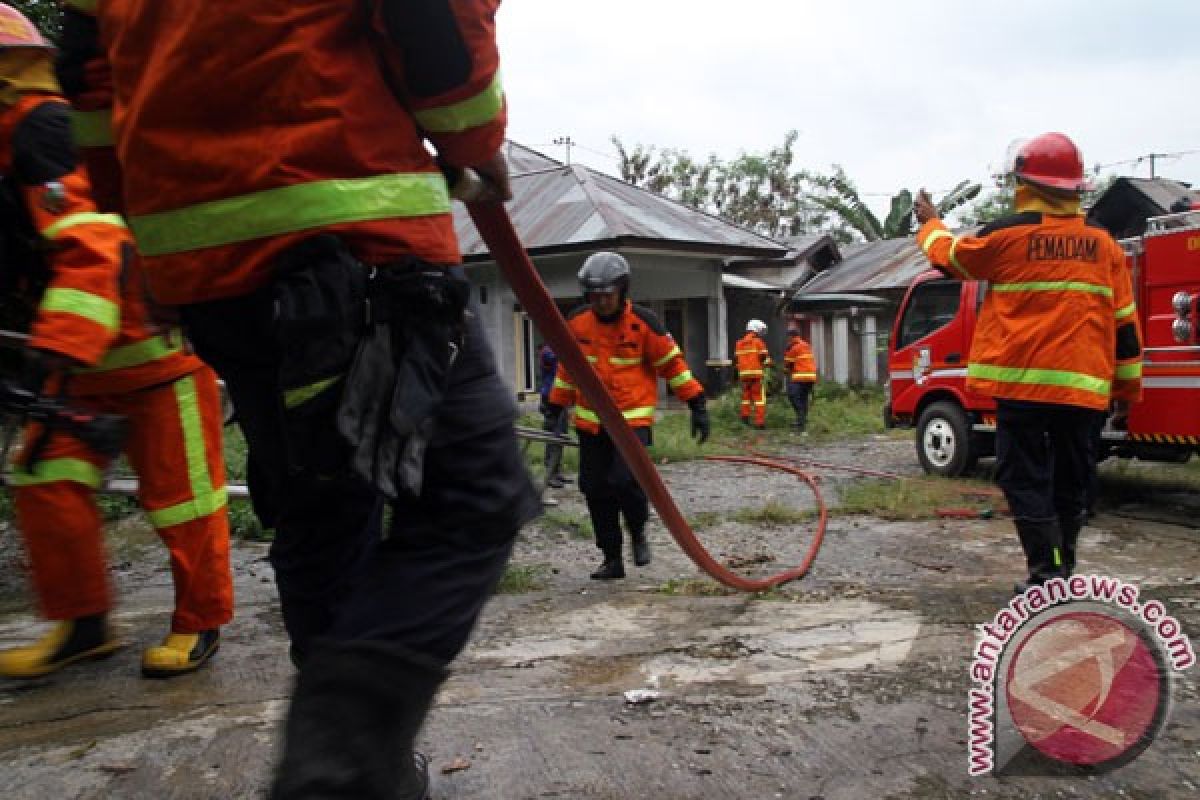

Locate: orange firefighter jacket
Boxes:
[548,301,703,435]
[918,213,1142,411]
[734,332,771,379]
[59,0,507,305]
[0,93,201,395]
[784,336,816,383]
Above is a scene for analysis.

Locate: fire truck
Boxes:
[885,209,1200,476]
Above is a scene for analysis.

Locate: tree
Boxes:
[10,0,61,42]
[612,130,835,240]
[804,167,982,241]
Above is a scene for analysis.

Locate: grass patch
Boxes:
[657,577,737,597]
[687,510,724,531]
[496,563,550,594]
[836,476,999,520]
[539,508,593,540]
[731,500,815,527]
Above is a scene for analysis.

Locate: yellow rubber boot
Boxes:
[0,615,122,679]
[141,629,220,678]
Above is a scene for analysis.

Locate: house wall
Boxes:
[466,252,725,401]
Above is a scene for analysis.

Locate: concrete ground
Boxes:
[1,433,1197,799]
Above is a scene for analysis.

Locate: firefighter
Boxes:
[546,252,709,580]
[915,132,1142,590]
[783,326,817,432]
[59,2,538,796]
[0,3,232,680]
[735,319,772,428]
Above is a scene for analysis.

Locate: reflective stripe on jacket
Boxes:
[61,0,506,305]
[784,336,817,383]
[918,211,1142,410]
[734,332,771,378]
[547,301,703,435]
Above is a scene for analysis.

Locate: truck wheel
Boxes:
[916,401,976,477]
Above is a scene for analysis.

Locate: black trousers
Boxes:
[181,270,539,666]
[995,399,1101,527]
[787,381,814,429]
[578,427,650,557]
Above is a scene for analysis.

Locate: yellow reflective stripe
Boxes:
[654,346,681,368]
[609,356,642,366]
[575,406,655,424]
[39,288,119,332]
[41,212,126,240]
[283,376,341,409]
[735,349,759,356]
[586,355,598,363]
[991,281,1112,298]
[740,370,763,377]
[792,372,817,381]
[553,377,575,391]
[64,0,96,10]
[71,109,113,148]
[78,333,183,374]
[921,229,954,252]
[948,237,969,279]
[157,374,220,529]
[968,363,1110,395]
[148,487,228,528]
[668,370,694,389]
[130,173,451,256]
[1115,362,1142,379]
[1115,302,1136,320]
[413,74,504,133]
[10,457,102,487]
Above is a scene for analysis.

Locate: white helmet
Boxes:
[746,319,767,335]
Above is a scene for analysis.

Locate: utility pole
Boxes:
[553,136,575,165]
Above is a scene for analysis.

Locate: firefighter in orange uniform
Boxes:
[60,1,537,796]
[915,132,1142,590]
[547,252,709,580]
[735,319,772,428]
[0,4,232,680]
[783,326,817,432]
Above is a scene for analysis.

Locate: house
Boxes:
[453,143,787,400]
[786,237,926,385]
[1087,176,1200,239]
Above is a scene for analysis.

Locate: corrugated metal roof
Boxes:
[796,237,929,294]
[454,142,787,260]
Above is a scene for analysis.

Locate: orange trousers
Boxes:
[12,367,233,633]
[739,377,767,426]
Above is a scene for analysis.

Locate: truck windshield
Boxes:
[897,280,961,349]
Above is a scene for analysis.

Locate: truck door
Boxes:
[889,277,967,418]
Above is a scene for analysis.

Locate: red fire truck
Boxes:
[885,209,1200,476]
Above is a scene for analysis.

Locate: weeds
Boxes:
[657,577,737,597]
[836,476,997,520]
[496,563,550,594]
[731,501,815,527]
[539,509,593,540]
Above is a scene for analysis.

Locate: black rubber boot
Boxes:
[1013,519,1066,593]
[590,555,625,580]
[631,531,651,567]
[270,640,446,799]
[1058,511,1086,577]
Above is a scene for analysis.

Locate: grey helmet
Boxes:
[578,251,630,297]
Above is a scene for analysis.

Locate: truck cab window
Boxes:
[897,280,961,349]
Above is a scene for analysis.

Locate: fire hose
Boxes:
[467,202,827,591]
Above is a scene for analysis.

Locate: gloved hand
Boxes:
[688,395,710,444]
[542,402,565,431]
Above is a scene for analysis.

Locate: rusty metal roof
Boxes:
[796,237,929,294]
[454,143,788,261]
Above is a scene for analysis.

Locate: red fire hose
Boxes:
[467,203,826,591]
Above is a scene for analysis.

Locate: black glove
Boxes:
[542,402,565,431]
[688,395,710,444]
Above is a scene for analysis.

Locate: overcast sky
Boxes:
[497,1,1200,216]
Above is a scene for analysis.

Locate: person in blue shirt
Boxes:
[538,342,567,488]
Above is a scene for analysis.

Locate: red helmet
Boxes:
[0,4,50,50]
[1013,132,1093,193]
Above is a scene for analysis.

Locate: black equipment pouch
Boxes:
[336,260,469,499]
[271,235,369,476]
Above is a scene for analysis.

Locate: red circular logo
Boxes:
[1005,610,1167,767]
